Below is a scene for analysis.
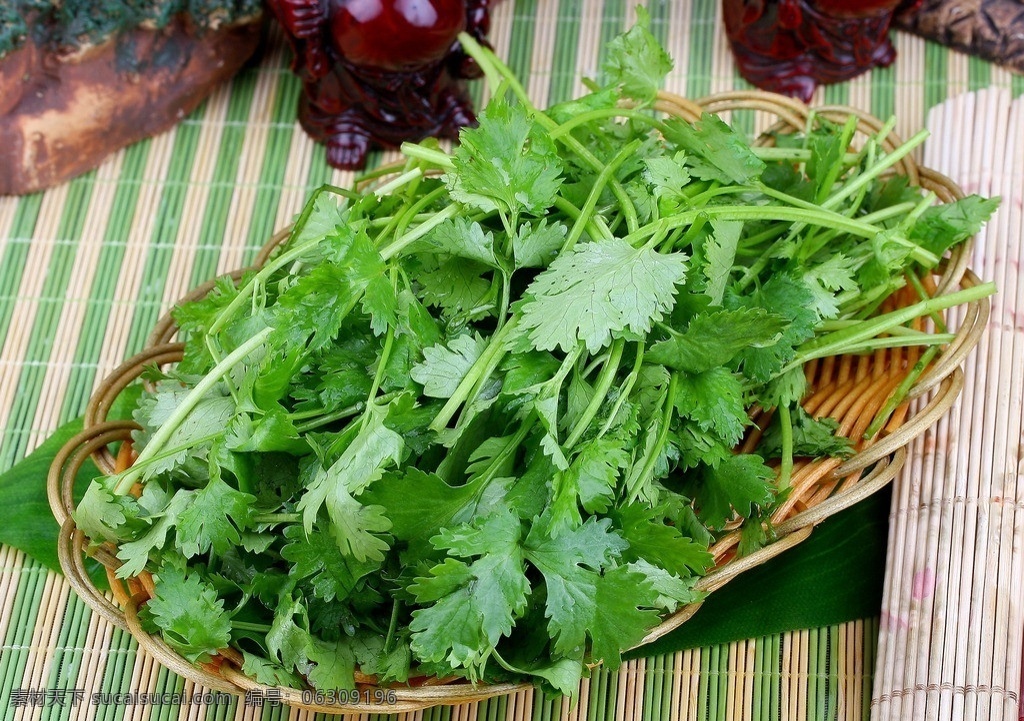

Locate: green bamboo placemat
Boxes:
[1,1,1022,719]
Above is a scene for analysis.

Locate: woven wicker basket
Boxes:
[48,91,989,713]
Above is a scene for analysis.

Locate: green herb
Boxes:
[73,24,996,694]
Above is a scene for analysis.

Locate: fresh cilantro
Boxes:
[601,6,672,104]
[758,405,855,460]
[281,525,379,602]
[519,237,688,353]
[446,97,563,222]
[663,113,766,185]
[908,194,1000,258]
[411,333,488,399]
[175,476,255,558]
[409,509,529,678]
[95,19,996,698]
[144,564,233,663]
[702,219,742,306]
[646,306,786,374]
[694,454,776,530]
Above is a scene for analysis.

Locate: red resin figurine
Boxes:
[722,0,921,102]
[267,0,491,169]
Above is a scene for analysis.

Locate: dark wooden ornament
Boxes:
[267,0,492,170]
[722,0,922,102]
[0,15,262,196]
[895,0,1024,74]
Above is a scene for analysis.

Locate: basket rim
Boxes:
[48,89,991,713]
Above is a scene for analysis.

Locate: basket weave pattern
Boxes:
[47,91,989,713]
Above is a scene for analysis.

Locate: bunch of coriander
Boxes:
[74,15,995,695]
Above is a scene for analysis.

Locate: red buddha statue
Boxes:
[267,0,491,169]
[722,0,921,102]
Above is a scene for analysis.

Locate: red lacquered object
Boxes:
[267,0,492,170]
[722,0,921,102]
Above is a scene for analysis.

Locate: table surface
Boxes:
[2,2,1023,720]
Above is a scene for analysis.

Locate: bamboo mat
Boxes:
[1,2,1023,719]
[871,89,1024,721]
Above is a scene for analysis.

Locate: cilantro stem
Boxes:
[231,621,273,632]
[785,282,994,373]
[814,115,859,204]
[817,319,935,336]
[379,202,459,260]
[373,167,423,197]
[209,239,318,337]
[627,371,678,503]
[114,327,273,494]
[751,148,861,164]
[777,404,794,490]
[552,197,613,241]
[253,512,301,524]
[547,106,666,139]
[457,33,640,234]
[630,204,881,252]
[564,139,643,252]
[821,129,929,212]
[862,343,941,440]
[430,317,519,432]
[107,431,222,485]
[363,324,397,425]
[907,271,948,332]
[596,341,644,441]
[813,332,957,356]
[384,599,402,654]
[293,403,364,433]
[400,142,455,169]
[564,338,624,450]
[795,201,920,263]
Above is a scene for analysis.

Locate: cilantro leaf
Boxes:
[673,367,749,447]
[758,405,854,460]
[446,97,563,219]
[409,509,529,677]
[297,408,403,562]
[363,467,486,544]
[588,566,662,666]
[132,383,235,481]
[626,559,704,610]
[74,480,133,543]
[612,503,712,578]
[644,151,691,201]
[115,491,191,578]
[646,307,786,374]
[272,230,391,348]
[281,525,378,602]
[241,652,305,688]
[548,436,630,530]
[145,564,232,663]
[519,237,688,353]
[523,518,630,660]
[702,219,742,306]
[291,191,348,247]
[411,333,488,399]
[421,217,502,268]
[730,274,819,382]
[695,454,776,530]
[663,114,766,185]
[267,594,357,689]
[175,476,255,558]
[601,6,672,104]
[512,220,567,269]
[908,194,999,258]
[415,256,493,320]
[801,253,858,319]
